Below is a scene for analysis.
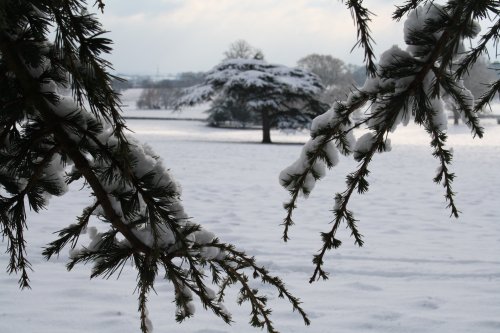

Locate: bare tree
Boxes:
[298,54,351,86]
[447,56,498,124]
[463,56,497,99]
[224,39,264,60]
[297,54,356,105]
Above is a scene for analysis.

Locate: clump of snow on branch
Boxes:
[279,136,333,196]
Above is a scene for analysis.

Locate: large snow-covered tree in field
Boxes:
[281,1,499,282]
[176,58,329,143]
[206,40,264,127]
[0,1,309,332]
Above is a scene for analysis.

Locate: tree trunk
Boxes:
[261,109,272,143]
[453,108,460,125]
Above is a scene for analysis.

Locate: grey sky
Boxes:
[96,1,494,76]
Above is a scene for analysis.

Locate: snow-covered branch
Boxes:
[0,3,309,332]
[280,2,497,280]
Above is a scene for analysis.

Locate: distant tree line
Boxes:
[135,72,205,109]
[127,39,497,129]
[130,40,368,115]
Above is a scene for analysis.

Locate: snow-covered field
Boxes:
[1,95,500,333]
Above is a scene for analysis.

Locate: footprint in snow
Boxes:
[415,297,442,310]
[346,282,383,292]
[372,311,402,321]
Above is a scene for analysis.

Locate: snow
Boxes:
[353,132,375,161]
[310,108,335,134]
[279,135,331,195]
[323,141,340,166]
[404,3,446,58]
[430,98,448,131]
[1,102,499,332]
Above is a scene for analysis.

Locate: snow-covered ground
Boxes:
[1,96,500,333]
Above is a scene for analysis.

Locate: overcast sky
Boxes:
[96,0,494,76]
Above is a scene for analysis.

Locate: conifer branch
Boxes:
[54,118,192,243]
[136,254,156,333]
[281,135,333,241]
[162,258,232,324]
[43,201,100,259]
[210,241,310,326]
[344,0,378,76]
[282,1,498,279]
[227,266,276,332]
[281,94,370,241]
[94,0,106,13]
[0,137,60,288]
[455,19,500,78]
[310,103,398,282]
[393,0,430,21]
[0,30,151,255]
[474,79,500,112]
[430,67,483,137]
[2,11,312,329]
[50,2,130,159]
[3,143,60,202]
[425,120,459,218]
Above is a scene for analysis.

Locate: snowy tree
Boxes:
[0,2,309,332]
[176,58,329,143]
[206,95,255,127]
[281,1,499,282]
[207,41,266,127]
